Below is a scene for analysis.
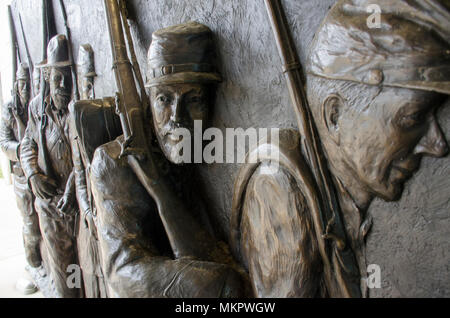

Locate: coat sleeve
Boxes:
[0,101,19,162]
[69,116,91,216]
[240,161,323,298]
[20,98,41,180]
[90,141,244,298]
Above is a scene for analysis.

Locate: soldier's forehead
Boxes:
[51,67,71,76]
[151,83,206,94]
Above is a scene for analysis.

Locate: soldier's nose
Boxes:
[170,98,183,123]
[414,115,449,158]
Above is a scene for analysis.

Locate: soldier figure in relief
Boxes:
[90,22,247,298]
[21,35,81,298]
[232,0,450,298]
[0,63,42,294]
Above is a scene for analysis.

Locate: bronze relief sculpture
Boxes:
[5,0,449,298]
[232,0,449,298]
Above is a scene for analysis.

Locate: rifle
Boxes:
[103,0,219,260]
[118,0,150,119]
[7,6,18,87]
[38,0,57,179]
[7,6,25,141]
[264,0,361,297]
[57,0,79,101]
[18,13,34,98]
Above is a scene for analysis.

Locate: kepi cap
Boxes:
[77,44,97,77]
[146,21,221,87]
[307,0,450,95]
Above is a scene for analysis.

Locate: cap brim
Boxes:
[35,59,47,68]
[83,72,97,77]
[145,71,222,88]
[392,81,450,96]
[36,60,73,68]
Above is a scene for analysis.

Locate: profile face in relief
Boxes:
[336,87,448,202]
[306,0,450,203]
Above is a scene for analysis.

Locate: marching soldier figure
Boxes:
[90,21,247,298]
[70,43,110,298]
[21,35,81,298]
[0,63,42,294]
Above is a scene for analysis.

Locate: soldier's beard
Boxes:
[19,94,29,108]
[52,92,71,110]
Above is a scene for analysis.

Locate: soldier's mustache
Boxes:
[161,121,183,137]
[55,90,71,97]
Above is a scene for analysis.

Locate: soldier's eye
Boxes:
[398,111,426,130]
[157,95,171,104]
[187,95,203,104]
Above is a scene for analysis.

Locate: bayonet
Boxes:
[57,0,79,101]
[18,13,34,97]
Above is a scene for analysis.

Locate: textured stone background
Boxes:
[11,0,449,297]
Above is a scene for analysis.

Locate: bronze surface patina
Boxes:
[6,0,449,299]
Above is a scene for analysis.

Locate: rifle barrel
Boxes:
[58,0,79,101]
[7,6,18,86]
[119,0,150,122]
[265,0,332,234]
[18,13,35,97]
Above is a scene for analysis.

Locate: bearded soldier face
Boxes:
[17,78,30,107]
[50,67,72,110]
[150,83,210,164]
[80,76,94,100]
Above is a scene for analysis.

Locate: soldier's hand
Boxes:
[29,174,58,200]
[82,209,98,240]
[57,191,76,214]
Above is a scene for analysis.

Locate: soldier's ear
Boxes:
[322,94,344,145]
